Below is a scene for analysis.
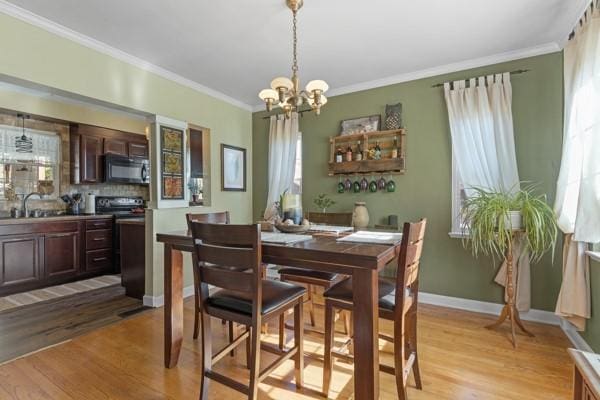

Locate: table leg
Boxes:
[164,244,184,368]
[352,268,380,400]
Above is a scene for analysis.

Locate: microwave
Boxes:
[104,153,150,185]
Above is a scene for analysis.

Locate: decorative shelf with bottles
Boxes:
[328,129,406,176]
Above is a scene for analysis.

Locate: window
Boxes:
[0,125,60,200]
[291,132,302,194]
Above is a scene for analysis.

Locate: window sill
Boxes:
[449,231,469,239]
[586,251,600,263]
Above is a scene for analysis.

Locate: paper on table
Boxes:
[309,224,354,234]
[261,232,313,245]
[336,230,403,245]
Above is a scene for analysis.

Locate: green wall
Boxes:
[583,260,600,352]
[253,52,564,312]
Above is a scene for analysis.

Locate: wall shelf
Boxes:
[328,129,406,176]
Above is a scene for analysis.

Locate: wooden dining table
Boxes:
[156,229,399,400]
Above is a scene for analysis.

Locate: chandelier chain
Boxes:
[292,10,298,75]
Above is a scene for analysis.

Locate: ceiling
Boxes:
[0,0,587,110]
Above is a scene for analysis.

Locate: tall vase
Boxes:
[352,202,369,229]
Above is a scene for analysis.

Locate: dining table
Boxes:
[156,229,399,400]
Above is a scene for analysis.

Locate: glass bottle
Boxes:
[346,144,353,162]
[336,147,343,163]
[356,140,363,161]
[374,141,382,160]
[391,137,398,159]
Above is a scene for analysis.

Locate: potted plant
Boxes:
[460,184,558,346]
[188,178,202,204]
[313,193,336,213]
[461,185,557,263]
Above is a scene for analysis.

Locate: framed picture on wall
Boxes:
[160,125,185,200]
[221,144,246,192]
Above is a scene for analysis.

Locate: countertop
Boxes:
[0,214,113,225]
[116,218,145,226]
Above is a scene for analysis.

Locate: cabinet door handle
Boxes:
[93,237,106,241]
[93,223,105,226]
[93,257,108,262]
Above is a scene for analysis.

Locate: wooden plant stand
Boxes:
[485,232,535,347]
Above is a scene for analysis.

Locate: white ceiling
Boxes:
[0,0,587,110]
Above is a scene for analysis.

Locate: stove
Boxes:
[95,196,146,271]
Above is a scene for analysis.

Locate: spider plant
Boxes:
[461,184,557,263]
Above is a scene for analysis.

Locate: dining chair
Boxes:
[186,212,231,341]
[190,221,306,400]
[277,211,353,348]
[322,219,427,400]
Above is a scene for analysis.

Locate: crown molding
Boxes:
[0,0,253,112]
[252,42,561,112]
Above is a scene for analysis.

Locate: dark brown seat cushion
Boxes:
[208,280,306,315]
[278,267,338,282]
[323,277,404,311]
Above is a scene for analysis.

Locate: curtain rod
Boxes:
[569,0,597,41]
[261,109,312,120]
[431,69,531,88]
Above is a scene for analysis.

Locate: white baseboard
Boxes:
[418,292,561,325]
[143,284,195,308]
[560,319,594,352]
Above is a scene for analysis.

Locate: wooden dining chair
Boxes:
[186,212,231,341]
[277,211,353,348]
[190,221,306,400]
[322,219,427,400]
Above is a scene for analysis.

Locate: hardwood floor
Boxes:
[0,285,145,364]
[0,298,573,399]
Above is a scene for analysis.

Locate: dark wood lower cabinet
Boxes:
[44,231,79,279]
[0,218,115,296]
[0,234,41,291]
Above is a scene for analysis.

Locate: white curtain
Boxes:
[264,113,299,220]
[554,4,600,330]
[444,73,530,311]
[444,74,520,195]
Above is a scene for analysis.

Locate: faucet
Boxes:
[22,192,41,218]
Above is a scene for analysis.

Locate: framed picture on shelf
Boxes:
[221,144,246,192]
[340,114,381,136]
[160,125,185,200]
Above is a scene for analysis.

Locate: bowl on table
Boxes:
[274,223,310,234]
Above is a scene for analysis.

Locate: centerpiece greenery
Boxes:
[313,193,336,213]
[461,184,558,262]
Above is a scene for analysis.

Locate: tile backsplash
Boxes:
[0,113,148,215]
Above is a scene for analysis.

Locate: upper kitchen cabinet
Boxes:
[70,123,149,184]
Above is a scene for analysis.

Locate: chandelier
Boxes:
[258,0,328,117]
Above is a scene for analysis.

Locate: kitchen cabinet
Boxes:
[104,138,128,156]
[70,123,149,184]
[128,142,149,159]
[81,134,103,183]
[0,234,42,291]
[0,217,114,296]
[44,231,79,279]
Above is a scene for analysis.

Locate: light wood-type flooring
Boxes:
[0,297,573,399]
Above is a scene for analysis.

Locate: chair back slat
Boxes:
[395,219,427,313]
[189,221,261,295]
[201,266,254,293]
[186,211,230,224]
[195,242,256,270]
[306,212,353,226]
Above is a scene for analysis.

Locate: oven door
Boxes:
[104,154,150,185]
